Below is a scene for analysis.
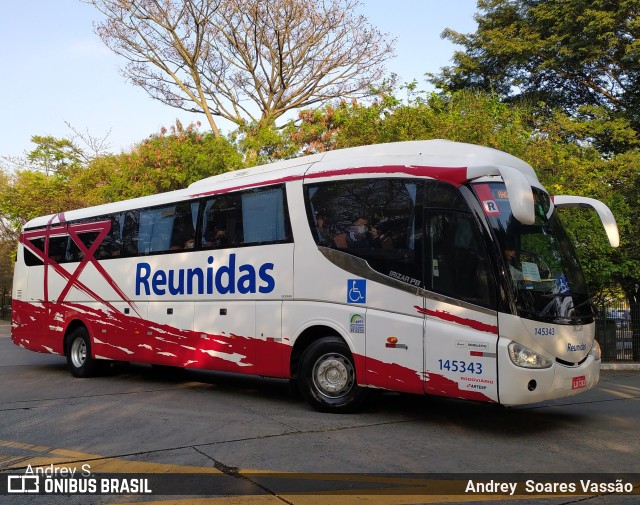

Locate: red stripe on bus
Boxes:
[414,306,498,335]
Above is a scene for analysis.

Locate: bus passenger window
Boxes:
[202,194,241,249]
[121,210,140,256]
[129,204,192,254]
[96,215,123,259]
[201,185,291,249]
[170,203,197,250]
[305,179,422,288]
[24,236,45,266]
[68,231,100,262]
[48,235,68,263]
[241,187,288,244]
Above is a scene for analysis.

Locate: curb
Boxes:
[600,363,640,371]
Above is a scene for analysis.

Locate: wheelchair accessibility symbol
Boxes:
[347,279,366,304]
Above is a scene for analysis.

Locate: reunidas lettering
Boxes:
[136,254,275,296]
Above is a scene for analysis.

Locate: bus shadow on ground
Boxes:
[96,361,584,436]
[367,390,587,436]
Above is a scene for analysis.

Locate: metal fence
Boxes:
[0,295,10,321]
[595,300,640,363]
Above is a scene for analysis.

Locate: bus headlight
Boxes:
[589,340,601,361]
[508,342,553,369]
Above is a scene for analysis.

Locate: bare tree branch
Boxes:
[65,122,113,161]
[85,0,395,132]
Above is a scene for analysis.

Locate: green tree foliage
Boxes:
[0,170,76,225]
[286,88,531,154]
[26,135,84,176]
[82,121,244,202]
[0,170,16,295]
[432,0,640,137]
[0,233,14,301]
[230,121,301,166]
[0,136,90,228]
[1,122,243,225]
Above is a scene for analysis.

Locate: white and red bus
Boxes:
[11,140,619,412]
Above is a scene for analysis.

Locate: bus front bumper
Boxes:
[498,354,600,406]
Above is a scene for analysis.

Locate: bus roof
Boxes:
[23,140,541,229]
[188,139,539,189]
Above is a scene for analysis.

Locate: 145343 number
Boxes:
[438,359,483,374]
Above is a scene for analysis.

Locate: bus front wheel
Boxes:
[66,327,100,378]
[298,337,367,413]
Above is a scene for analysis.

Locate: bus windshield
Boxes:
[473,182,592,323]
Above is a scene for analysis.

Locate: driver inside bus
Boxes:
[504,248,523,281]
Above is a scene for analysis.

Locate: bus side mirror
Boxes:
[553,195,620,248]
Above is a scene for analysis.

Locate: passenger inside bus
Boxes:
[203,226,228,248]
[333,216,388,249]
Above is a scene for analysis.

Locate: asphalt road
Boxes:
[0,320,639,505]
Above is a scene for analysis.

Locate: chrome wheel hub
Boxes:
[70,338,87,368]
[312,353,354,398]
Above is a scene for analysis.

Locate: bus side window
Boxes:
[48,235,69,263]
[304,179,422,288]
[68,230,100,262]
[137,206,179,253]
[121,210,140,257]
[24,236,45,266]
[201,194,240,249]
[241,187,288,244]
[170,203,197,250]
[427,211,496,308]
[97,215,123,259]
[201,185,290,249]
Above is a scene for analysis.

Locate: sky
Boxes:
[0,0,479,163]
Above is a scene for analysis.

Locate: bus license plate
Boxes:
[572,375,586,389]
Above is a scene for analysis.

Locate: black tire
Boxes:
[66,327,100,378]
[298,336,367,413]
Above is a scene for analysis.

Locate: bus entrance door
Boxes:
[421,210,499,402]
[422,299,499,402]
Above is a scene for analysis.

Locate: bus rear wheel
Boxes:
[66,327,100,378]
[298,336,367,413]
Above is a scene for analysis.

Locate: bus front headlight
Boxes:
[589,340,602,361]
[508,342,553,369]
